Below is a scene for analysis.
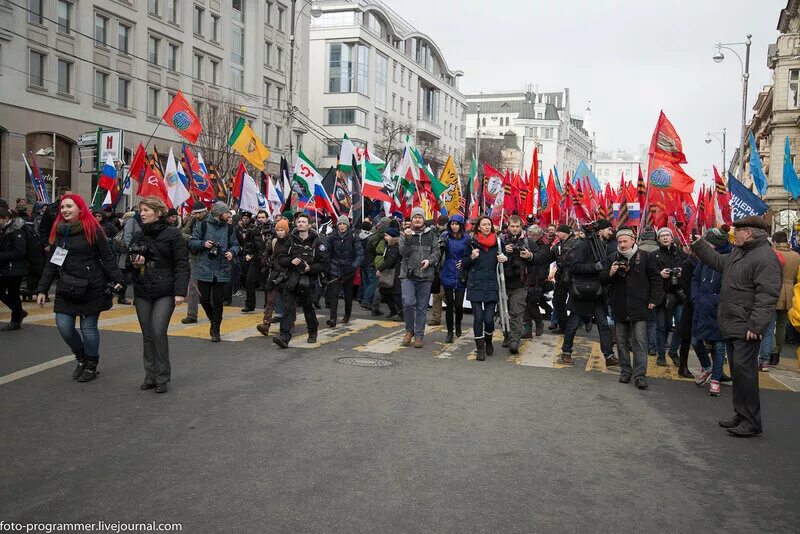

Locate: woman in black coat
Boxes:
[0,208,29,330]
[461,216,508,360]
[128,196,190,393]
[375,227,403,320]
[36,194,123,382]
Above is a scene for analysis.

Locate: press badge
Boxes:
[50,247,68,266]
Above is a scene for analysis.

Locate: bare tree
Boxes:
[193,91,241,180]
[374,117,415,169]
[465,138,503,171]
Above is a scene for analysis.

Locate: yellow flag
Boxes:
[228,117,271,170]
[439,155,461,216]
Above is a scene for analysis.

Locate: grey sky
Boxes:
[391,0,783,186]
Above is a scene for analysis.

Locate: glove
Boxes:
[594,262,604,272]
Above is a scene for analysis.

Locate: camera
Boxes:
[103,282,120,297]
[614,257,629,268]
[667,267,682,287]
[127,243,150,264]
[207,241,221,258]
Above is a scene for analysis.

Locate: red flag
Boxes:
[138,167,171,206]
[648,111,687,164]
[483,163,504,210]
[232,160,247,200]
[568,182,590,223]
[713,165,732,224]
[525,148,538,216]
[162,91,203,143]
[705,187,715,229]
[696,185,706,233]
[129,142,147,183]
[636,164,646,211]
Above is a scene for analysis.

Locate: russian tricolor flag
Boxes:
[98,154,117,191]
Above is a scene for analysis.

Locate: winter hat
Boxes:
[657,227,673,238]
[386,227,400,238]
[191,201,208,213]
[361,220,372,231]
[557,224,572,234]
[336,215,350,227]
[166,208,179,217]
[437,215,449,225]
[410,207,425,219]
[379,216,392,230]
[275,219,290,233]
[281,210,294,220]
[640,226,657,241]
[704,227,729,247]
[596,219,612,230]
[211,201,228,217]
[616,228,635,240]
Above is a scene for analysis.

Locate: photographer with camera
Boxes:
[551,225,577,332]
[601,227,663,389]
[35,194,123,382]
[256,218,288,336]
[521,225,554,339]
[652,227,688,367]
[399,207,441,349]
[557,219,617,368]
[180,202,208,324]
[272,213,328,349]
[127,197,189,394]
[189,201,240,342]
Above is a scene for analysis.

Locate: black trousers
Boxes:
[279,289,318,341]
[244,260,261,310]
[0,276,23,323]
[380,288,402,315]
[553,283,569,328]
[725,338,762,432]
[443,287,465,333]
[327,274,355,321]
[197,280,225,328]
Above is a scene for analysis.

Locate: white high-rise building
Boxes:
[306,0,467,172]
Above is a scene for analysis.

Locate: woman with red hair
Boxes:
[35,194,123,382]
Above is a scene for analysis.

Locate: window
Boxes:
[167,42,178,71]
[29,50,44,87]
[357,45,368,95]
[232,26,244,65]
[407,101,411,117]
[420,86,440,124]
[264,81,272,105]
[264,41,272,66]
[232,0,243,21]
[57,59,71,94]
[149,0,159,15]
[407,70,412,89]
[274,126,282,147]
[536,113,543,119]
[400,97,404,115]
[193,99,203,116]
[118,24,130,54]
[481,118,486,127]
[326,108,367,127]
[278,6,285,31]
[374,114,379,133]
[148,36,160,65]
[392,93,396,111]
[295,133,303,152]
[167,0,178,23]
[94,70,108,104]
[147,86,160,116]
[211,14,220,42]
[790,69,800,109]
[263,122,271,145]
[193,5,203,34]
[276,85,283,107]
[28,0,43,24]
[375,53,388,110]
[266,1,272,26]
[328,42,368,94]
[193,53,203,79]
[118,78,130,109]
[392,60,397,82]
[57,1,71,34]
[327,141,339,157]
[544,128,552,139]
[95,14,108,45]
[232,68,243,91]
[210,59,219,84]
[400,66,405,87]
[276,46,283,71]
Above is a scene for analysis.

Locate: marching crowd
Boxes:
[0,191,795,437]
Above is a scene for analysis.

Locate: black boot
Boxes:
[474,338,486,361]
[71,356,86,380]
[77,359,98,382]
[677,348,693,379]
[535,320,544,337]
[445,331,454,343]
[770,352,780,366]
[485,333,494,356]
[455,323,462,337]
[210,322,221,342]
[501,331,510,348]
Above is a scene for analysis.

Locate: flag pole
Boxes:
[144,118,164,151]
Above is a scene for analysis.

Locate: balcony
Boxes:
[416,118,442,139]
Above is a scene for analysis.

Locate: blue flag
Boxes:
[783,136,800,200]
[573,160,601,192]
[749,132,768,196]
[553,166,563,194]
[729,172,768,220]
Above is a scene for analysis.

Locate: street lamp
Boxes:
[286,0,322,164]
[712,34,751,184]
[705,128,727,173]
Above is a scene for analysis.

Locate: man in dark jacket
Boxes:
[325,215,364,327]
[0,208,29,330]
[601,227,663,389]
[524,225,554,337]
[652,227,688,366]
[273,213,329,348]
[558,220,617,368]
[551,225,577,331]
[502,215,537,354]
[691,216,781,437]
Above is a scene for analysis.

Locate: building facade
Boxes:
[0,0,310,204]
[464,88,595,177]
[594,148,647,188]
[306,0,467,173]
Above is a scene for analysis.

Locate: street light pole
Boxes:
[713,34,751,183]
[705,128,727,173]
[287,1,321,166]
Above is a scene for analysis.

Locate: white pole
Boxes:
[51,132,57,200]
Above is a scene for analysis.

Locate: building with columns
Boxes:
[0,0,310,205]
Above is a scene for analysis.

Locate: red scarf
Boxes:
[476,231,497,251]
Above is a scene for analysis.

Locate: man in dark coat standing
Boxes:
[691,216,781,437]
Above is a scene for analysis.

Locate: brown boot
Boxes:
[401,331,414,346]
[256,323,270,336]
[413,337,424,349]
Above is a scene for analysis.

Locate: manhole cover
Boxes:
[337,357,395,367]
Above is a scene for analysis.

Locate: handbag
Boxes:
[57,271,90,300]
[378,268,396,289]
[570,278,602,300]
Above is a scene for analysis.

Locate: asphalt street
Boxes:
[1,301,799,533]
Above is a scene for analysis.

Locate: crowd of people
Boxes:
[0,191,795,437]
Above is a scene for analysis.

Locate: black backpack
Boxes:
[21,223,44,276]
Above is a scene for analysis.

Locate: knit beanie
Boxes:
[704,227,729,247]
[336,215,350,227]
[379,216,392,230]
[657,227,673,238]
[410,207,425,219]
[557,224,572,234]
[275,219,290,233]
[211,201,228,217]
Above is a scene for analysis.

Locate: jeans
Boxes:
[0,276,24,323]
[362,267,377,307]
[656,303,683,356]
[198,280,225,328]
[327,273,355,321]
[561,300,614,357]
[401,279,432,338]
[693,338,726,381]
[443,287,465,334]
[135,296,175,384]
[279,288,318,341]
[471,301,497,338]
[646,309,657,353]
[616,320,648,379]
[553,283,569,328]
[759,311,777,364]
[55,313,100,360]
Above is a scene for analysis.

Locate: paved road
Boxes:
[1,300,799,532]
